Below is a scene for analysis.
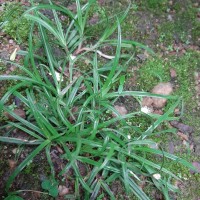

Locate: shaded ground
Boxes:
[0,0,200,199]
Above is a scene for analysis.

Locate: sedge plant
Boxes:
[0,0,196,199]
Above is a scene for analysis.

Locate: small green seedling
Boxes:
[4,195,24,200]
[41,179,59,197]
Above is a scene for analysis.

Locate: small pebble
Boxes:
[170,68,177,78]
[58,185,70,196]
[9,39,14,44]
[112,105,128,117]
[190,162,200,174]
[8,159,17,170]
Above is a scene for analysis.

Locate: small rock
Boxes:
[153,173,161,180]
[153,98,168,109]
[112,105,128,117]
[142,97,153,107]
[8,159,17,170]
[190,143,194,151]
[137,53,148,61]
[13,108,25,119]
[60,15,66,21]
[167,15,173,21]
[174,108,180,115]
[78,162,87,176]
[14,96,21,107]
[194,72,199,80]
[58,185,69,196]
[168,142,175,154]
[12,148,20,155]
[182,140,188,146]
[5,70,10,75]
[56,146,63,154]
[67,3,77,12]
[4,109,26,121]
[141,106,153,114]
[88,13,99,25]
[151,82,173,108]
[153,109,163,115]
[170,68,177,78]
[9,66,16,72]
[190,162,200,174]
[152,82,173,95]
[9,39,14,44]
[98,0,106,5]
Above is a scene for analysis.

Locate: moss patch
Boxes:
[0,2,31,43]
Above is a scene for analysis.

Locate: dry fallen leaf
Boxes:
[170,121,193,134]
[10,48,18,61]
[12,148,20,155]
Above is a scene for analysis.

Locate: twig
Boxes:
[16,189,48,195]
[74,47,115,60]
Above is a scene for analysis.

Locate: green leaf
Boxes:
[4,196,24,200]
[41,180,51,190]
[49,186,59,197]
[101,19,121,96]
[118,75,125,94]
[41,179,58,197]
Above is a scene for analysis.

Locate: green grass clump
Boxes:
[0,1,196,200]
[171,52,198,99]
[137,0,168,13]
[0,2,31,43]
[138,51,199,98]
[157,2,199,46]
[137,58,170,91]
[144,0,167,9]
